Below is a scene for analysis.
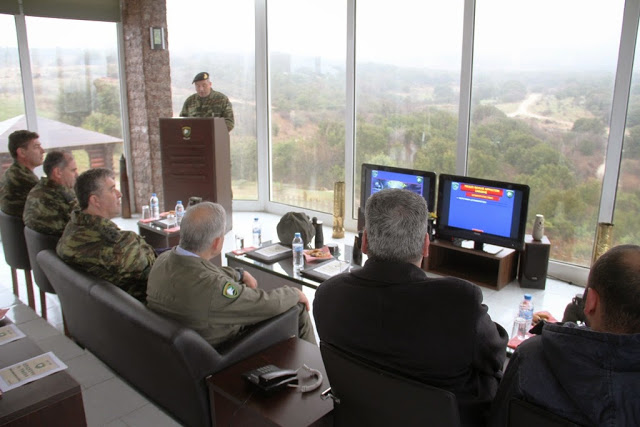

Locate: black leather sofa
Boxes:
[37,249,298,427]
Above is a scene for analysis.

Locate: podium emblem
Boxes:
[181,126,192,140]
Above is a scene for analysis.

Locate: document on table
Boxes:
[0,352,68,392]
[312,259,350,277]
[0,324,26,346]
[254,244,290,257]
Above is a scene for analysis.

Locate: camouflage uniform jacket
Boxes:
[179,89,235,132]
[147,248,301,346]
[0,162,39,217]
[56,210,156,302]
[23,177,78,236]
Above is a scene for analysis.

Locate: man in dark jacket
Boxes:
[490,244,640,426]
[313,189,508,427]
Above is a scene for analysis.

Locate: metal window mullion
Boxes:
[344,0,356,230]
[598,0,640,224]
[255,0,269,211]
[456,0,475,176]
[116,19,135,213]
[15,13,37,132]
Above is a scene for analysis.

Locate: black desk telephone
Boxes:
[242,364,298,392]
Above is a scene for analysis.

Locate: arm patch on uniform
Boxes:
[222,282,240,299]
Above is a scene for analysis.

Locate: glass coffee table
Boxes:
[225,242,360,292]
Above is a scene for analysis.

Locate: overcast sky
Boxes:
[0,0,627,72]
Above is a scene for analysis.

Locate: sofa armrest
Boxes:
[214,305,299,372]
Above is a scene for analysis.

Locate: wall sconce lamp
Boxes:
[150,27,166,50]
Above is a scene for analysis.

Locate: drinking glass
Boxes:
[511,317,528,340]
[235,234,245,250]
[141,205,151,220]
[166,213,176,227]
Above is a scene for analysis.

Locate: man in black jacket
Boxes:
[489,244,640,426]
[313,189,508,427]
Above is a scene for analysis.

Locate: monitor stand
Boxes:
[423,239,518,290]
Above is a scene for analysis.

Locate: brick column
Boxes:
[121,0,172,211]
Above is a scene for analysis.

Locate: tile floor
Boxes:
[0,211,585,426]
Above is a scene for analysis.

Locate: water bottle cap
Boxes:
[524,294,532,300]
[177,200,182,204]
[152,193,156,196]
[294,232,301,237]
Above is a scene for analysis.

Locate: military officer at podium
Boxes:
[179,71,235,132]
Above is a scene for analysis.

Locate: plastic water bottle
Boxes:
[252,217,262,247]
[175,200,185,226]
[150,193,160,219]
[292,232,304,271]
[518,294,534,333]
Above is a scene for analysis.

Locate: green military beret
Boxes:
[192,71,210,83]
[277,212,315,247]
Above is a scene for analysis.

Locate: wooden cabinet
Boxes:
[423,239,519,290]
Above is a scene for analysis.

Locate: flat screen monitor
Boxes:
[435,174,530,251]
[360,164,436,219]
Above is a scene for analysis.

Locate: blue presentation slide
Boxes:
[447,181,515,238]
[370,170,424,196]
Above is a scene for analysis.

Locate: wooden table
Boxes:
[137,221,181,250]
[207,338,333,426]
[0,322,86,426]
[137,221,221,266]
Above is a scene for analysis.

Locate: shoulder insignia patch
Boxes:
[222,282,240,299]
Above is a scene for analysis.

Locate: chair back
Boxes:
[0,210,30,270]
[320,341,461,427]
[24,226,59,294]
[509,398,583,427]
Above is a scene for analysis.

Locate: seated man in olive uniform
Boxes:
[0,130,45,217]
[23,150,79,236]
[147,201,316,346]
[57,168,156,302]
[179,71,235,132]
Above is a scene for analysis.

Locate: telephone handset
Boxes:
[242,364,298,392]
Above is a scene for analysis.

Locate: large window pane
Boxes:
[25,17,124,181]
[354,1,463,217]
[167,0,257,200]
[615,29,640,247]
[0,14,26,174]
[470,0,624,266]
[268,0,346,213]
[0,14,24,123]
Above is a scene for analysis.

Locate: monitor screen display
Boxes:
[360,164,436,213]
[435,174,530,251]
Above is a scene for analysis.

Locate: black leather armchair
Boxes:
[38,249,299,427]
[23,226,59,320]
[320,341,461,427]
[0,210,35,309]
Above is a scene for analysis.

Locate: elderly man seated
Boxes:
[146,201,316,346]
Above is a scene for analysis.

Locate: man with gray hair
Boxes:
[147,202,315,346]
[314,189,507,426]
[23,150,79,236]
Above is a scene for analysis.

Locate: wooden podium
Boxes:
[159,118,232,232]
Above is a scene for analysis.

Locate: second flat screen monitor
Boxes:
[435,174,530,251]
[361,164,436,212]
